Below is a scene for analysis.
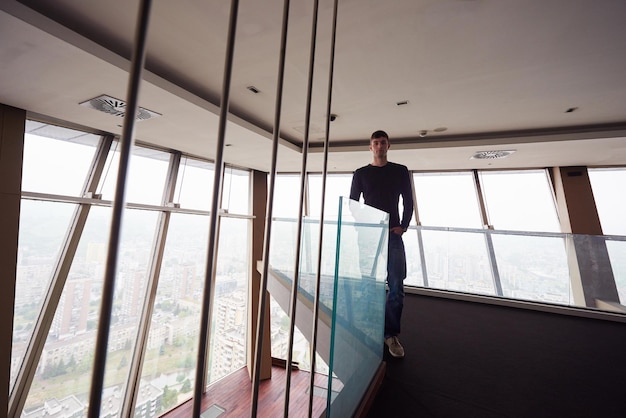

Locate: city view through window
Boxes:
[12,121,625,417]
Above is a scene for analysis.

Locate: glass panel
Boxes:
[137,213,208,414]
[269,295,313,370]
[606,240,626,304]
[421,229,496,295]
[22,121,99,196]
[208,217,249,382]
[588,167,626,236]
[308,174,353,218]
[174,157,215,211]
[479,170,560,232]
[98,144,170,205]
[222,167,250,215]
[12,200,76,391]
[413,172,483,228]
[327,198,388,417]
[23,207,158,416]
[403,228,425,287]
[272,174,301,218]
[492,234,572,305]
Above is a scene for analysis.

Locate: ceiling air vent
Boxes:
[471,150,515,160]
[80,95,161,121]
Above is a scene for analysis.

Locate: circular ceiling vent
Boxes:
[471,150,515,160]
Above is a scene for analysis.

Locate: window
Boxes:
[588,167,626,236]
[22,121,99,196]
[15,121,252,417]
[98,145,170,205]
[137,213,208,411]
[174,157,215,211]
[413,172,482,228]
[12,200,75,390]
[479,170,560,232]
[23,207,159,414]
[222,167,250,215]
[308,173,353,218]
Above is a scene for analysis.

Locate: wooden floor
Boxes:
[162,366,328,417]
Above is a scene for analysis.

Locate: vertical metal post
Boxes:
[251,0,291,415]
[309,0,339,415]
[88,1,152,416]
[283,0,320,415]
[193,0,240,416]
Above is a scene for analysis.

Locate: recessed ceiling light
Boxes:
[247,85,260,94]
[396,100,409,106]
[471,150,515,160]
[565,107,578,113]
[80,95,160,121]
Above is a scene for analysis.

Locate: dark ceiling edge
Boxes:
[309,122,626,152]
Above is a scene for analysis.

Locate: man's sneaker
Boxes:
[384,336,405,358]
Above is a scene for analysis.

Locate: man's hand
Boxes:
[390,226,405,236]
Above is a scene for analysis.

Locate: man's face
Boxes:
[370,136,390,158]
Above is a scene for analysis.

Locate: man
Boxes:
[350,130,413,358]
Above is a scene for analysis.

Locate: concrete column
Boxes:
[0,104,26,415]
[247,170,272,381]
[551,166,619,308]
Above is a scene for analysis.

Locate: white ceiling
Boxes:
[1,0,626,173]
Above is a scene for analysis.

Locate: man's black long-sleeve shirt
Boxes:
[349,162,414,230]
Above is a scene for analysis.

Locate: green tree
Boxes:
[181,378,191,393]
[161,385,178,410]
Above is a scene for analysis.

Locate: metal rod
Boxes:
[283,0,320,415]
[309,0,339,415]
[193,0,240,416]
[88,1,152,416]
[252,0,291,415]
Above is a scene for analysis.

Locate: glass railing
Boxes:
[268,197,389,417]
[267,202,626,416]
[403,226,626,312]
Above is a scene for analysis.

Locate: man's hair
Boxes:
[371,130,389,140]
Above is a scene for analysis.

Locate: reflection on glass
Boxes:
[606,240,626,304]
[492,234,571,304]
[479,170,560,232]
[174,157,215,211]
[589,168,626,236]
[269,295,314,371]
[12,201,76,391]
[22,122,99,196]
[413,172,482,228]
[23,207,158,416]
[98,145,170,205]
[421,230,495,295]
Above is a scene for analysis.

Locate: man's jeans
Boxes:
[385,232,406,338]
